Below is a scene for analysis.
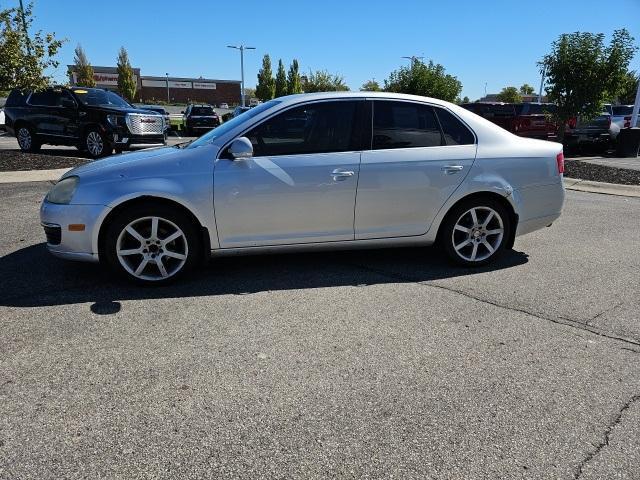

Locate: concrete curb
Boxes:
[0,168,71,184]
[564,178,640,198]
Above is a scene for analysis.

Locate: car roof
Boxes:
[276,91,461,109]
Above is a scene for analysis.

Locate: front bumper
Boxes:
[40,200,109,263]
[112,132,166,150]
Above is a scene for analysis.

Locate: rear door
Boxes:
[355,100,477,239]
[26,90,57,135]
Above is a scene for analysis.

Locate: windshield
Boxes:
[186,100,281,149]
[73,89,131,108]
[612,105,634,116]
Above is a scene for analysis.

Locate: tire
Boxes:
[84,128,112,159]
[440,198,511,267]
[103,204,201,285]
[16,125,41,152]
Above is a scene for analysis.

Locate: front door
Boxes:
[355,100,478,239]
[214,100,364,248]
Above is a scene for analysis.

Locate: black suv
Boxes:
[4,86,166,158]
[182,104,220,136]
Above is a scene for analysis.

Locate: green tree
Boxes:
[496,86,522,103]
[287,59,302,94]
[274,59,287,97]
[72,44,95,87]
[384,59,462,102]
[255,54,275,101]
[519,83,535,95]
[0,2,65,92]
[360,79,381,91]
[303,70,349,92]
[539,29,637,141]
[116,47,136,101]
[616,71,639,104]
[462,96,470,103]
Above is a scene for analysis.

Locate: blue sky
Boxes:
[21,0,640,100]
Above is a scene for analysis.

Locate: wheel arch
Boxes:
[97,195,211,262]
[436,191,519,249]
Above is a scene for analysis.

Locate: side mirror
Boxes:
[228,137,253,160]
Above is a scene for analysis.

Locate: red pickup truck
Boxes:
[461,102,557,140]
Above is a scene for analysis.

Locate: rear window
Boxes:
[5,89,29,107]
[521,103,556,115]
[462,103,517,118]
[191,107,214,116]
[612,105,634,116]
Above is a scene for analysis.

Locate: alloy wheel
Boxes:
[86,131,104,157]
[451,206,504,262]
[116,216,189,281]
[17,128,32,150]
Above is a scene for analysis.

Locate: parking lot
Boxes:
[1,179,639,478]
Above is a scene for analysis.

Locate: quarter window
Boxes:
[372,101,443,149]
[434,107,475,145]
[245,101,358,157]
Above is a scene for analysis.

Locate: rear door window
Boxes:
[28,90,57,107]
[372,101,443,149]
[434,108,475,145]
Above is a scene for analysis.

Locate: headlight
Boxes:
[46,176,79,204]
[106,114,122,126]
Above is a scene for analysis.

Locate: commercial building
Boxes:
[68,66,241,105]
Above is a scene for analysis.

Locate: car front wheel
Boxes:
[104,205,200,284]
[16,126,41,152]
[84,129,112,158]
[441,198,510,267]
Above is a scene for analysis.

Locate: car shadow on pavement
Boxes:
[0,243,528,311]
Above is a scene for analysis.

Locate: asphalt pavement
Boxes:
[0,183,639,479]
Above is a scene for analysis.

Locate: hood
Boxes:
[64,146,182,178]
[84,105,164,116]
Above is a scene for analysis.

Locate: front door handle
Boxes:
[442,165,464,175]
[332,168,355,180]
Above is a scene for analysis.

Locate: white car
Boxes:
[219,103,229,109]
[39,92,565,284]
[0,107,5,131]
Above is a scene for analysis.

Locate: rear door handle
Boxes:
[332,168,355,180]
[442,165,464,174]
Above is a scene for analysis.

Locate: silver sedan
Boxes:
[40,92,565,284]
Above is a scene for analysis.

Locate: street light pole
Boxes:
[228,44,256,107]
[165,73,170,103]
[401,55,424,65]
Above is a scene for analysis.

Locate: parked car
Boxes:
[564,112,618,153]
[461,102,557,140]
[232,106,251,117]
[4,87,166,158]
[182,104,220,136]
[39,92,565,284]
[136,105,171,134]
[219,103,229,109]
[0,107,5,131]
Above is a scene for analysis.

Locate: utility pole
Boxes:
[402,55,424,65]
[630,76,640,129]
[18,0,32,55]
[165,73,170,103]
[538,66,546,104]
[228,44,256,107]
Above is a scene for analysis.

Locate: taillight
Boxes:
[556,152,565,174]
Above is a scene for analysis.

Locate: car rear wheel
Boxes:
[16,126,41,152]
[440,198,510,267]
[104,205,201,285]
[84,129,112,158]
